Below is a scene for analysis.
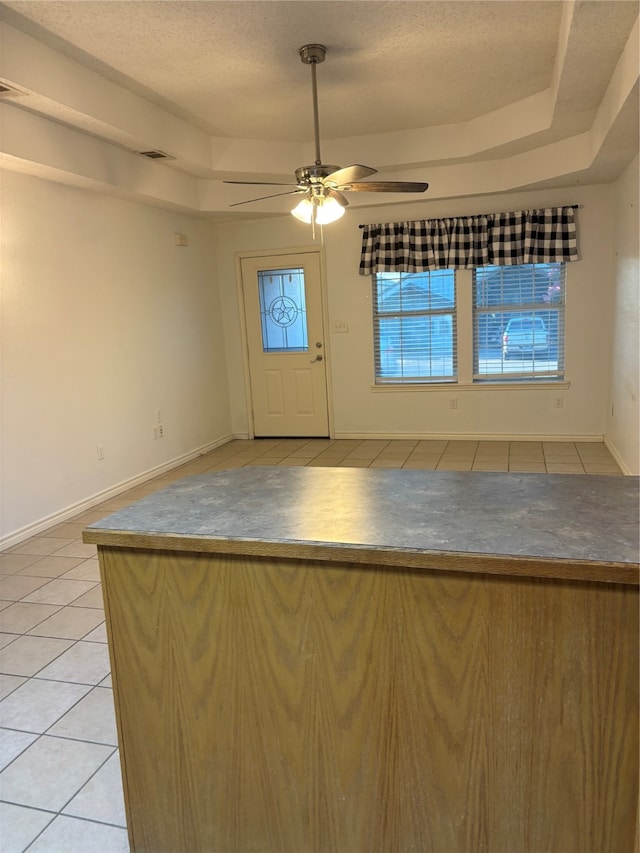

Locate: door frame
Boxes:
[234,246,334,439]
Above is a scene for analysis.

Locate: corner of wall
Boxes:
[605,156,639,474]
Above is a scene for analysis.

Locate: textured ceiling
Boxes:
[1,0,634,140]
[0,0,638,216]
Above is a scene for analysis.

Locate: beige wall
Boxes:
[2,168,636,544]
[214,183,616,443]
[1,171,232,544]
[606,155,639,474]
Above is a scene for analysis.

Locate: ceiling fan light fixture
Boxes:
[315,195,345,224]
[291,195,345,225]
[291,197,315,223]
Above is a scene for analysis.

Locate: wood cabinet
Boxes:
[84,467,639,852]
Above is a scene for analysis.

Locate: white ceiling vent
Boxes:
[137,150,176,161]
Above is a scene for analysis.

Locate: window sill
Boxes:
[371,381,571,392]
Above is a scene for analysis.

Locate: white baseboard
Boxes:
[1,435,236,550]
[603,436,633,475]
[332,431,606,442]
[3,430,627,550]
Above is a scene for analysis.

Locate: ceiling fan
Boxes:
[223,44,429,225]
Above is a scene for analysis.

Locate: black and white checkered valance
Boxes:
[359,206,579,275]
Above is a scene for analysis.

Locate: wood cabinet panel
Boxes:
[100,546,638,852]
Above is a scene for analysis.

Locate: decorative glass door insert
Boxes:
[257,268,308,352]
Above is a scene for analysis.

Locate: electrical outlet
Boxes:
[155,409,162,423]
[448,398,458,410]
[553,396,564,409]
[153,424,164,439]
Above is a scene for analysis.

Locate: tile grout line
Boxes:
[9,801,127,853]
[53,744,120,824]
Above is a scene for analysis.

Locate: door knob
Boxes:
[310,354,324,362]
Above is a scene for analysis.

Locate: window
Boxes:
[257,268,308,352]
[473,263,565,381]
[373,270,456,383]
[372,263,566,385]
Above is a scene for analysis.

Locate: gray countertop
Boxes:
[84,467,639,582]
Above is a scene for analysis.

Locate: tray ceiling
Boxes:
[0,0,637,218]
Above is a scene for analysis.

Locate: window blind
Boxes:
[473,263,566,382]
[373,270,457,384]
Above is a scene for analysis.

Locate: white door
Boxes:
[240,252,329,437]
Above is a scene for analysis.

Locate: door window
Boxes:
[257,268,308,352]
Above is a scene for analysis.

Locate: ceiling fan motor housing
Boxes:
[295,165,341,185]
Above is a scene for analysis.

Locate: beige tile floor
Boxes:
[0,439,622,851]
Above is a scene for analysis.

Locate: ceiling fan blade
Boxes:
[229,190,307,207]
[326,189,349,207]
[339,181,429,193]
[325,164,378,185]
[224,180,300,187]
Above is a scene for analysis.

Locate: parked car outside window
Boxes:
[502,317,548,358]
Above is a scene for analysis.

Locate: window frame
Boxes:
[472,263,566,383]
[372,270,458,385]
[371,263,567,388]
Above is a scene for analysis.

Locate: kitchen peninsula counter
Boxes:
[84,467,639,853]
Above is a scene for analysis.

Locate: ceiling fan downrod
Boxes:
[299,44,326,167]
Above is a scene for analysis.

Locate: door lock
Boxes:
[310,354,324,362]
